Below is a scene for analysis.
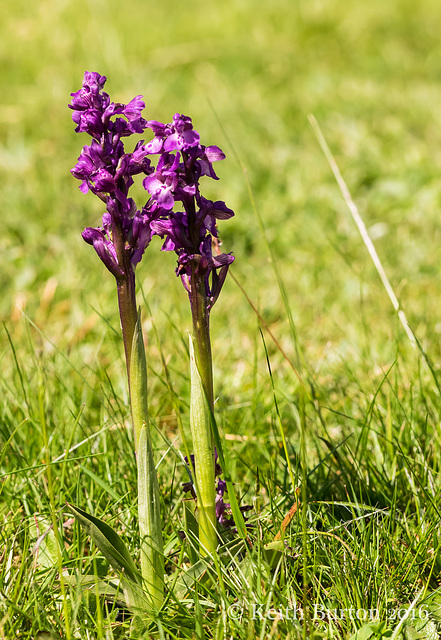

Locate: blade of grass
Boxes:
[308,114,416,347]
[308,114,441,399]
[78,464,122,502]
[37,364,72,640]
[260,328,296,494]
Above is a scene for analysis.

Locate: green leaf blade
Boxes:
[68,503,141,584]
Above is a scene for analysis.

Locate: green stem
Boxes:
[189,269,217,554]
[114,227,164,606]
[130,311,164,607]
[112,214,137,383]
[191,275,214,409]
[137,425,164,608]
[116,268,137,384]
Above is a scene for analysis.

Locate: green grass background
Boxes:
[3,0,441,638]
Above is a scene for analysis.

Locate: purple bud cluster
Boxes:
[215,478,253,530]
[183,452,252,531]
[69,71,234,306]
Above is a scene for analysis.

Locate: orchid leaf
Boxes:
[68,503,141,585]
[137,424,165,608]
[188,334,248,542]
[130,309,165,608]
[67,503,146,612]
[188,333,217,553]
[129,308,149,454]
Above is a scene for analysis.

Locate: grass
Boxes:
[3,0,441,637]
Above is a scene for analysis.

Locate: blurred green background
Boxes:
[3,0,441,416]
[4,4,441,634]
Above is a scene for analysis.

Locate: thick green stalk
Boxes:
[116,269,137,383]
[113,217,137,383]
[137,425,164,608]
[189,271,217,554]
[130,314,164,607]
[115,225,164,605]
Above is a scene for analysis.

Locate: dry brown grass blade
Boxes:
[273,488,301,541]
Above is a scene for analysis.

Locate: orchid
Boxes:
[69,72,164,610]
[69,72,240,602]
[140,113,236,553]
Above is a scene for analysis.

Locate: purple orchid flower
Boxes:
[71,72,238,555]
[142,113,235,311]
[69,72,159,275]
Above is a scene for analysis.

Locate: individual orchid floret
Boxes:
[163,114,201,152]
[142,152,181,211]
[81,226,123,279]
[145,114,201,155]
[69,72,148,139]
